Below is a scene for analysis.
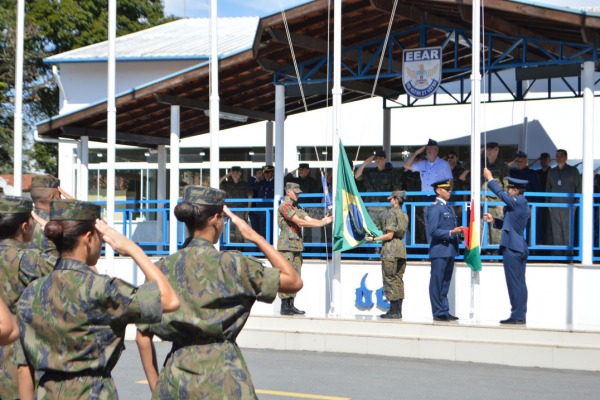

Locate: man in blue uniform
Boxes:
[483,169,530,325]
[425,178,464,321]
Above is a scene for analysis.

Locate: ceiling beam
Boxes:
[267,28,404,72]
[257,57,400,98]
[154,94,275,121]
[61,127,170,146]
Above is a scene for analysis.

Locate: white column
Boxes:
[329,0,343,318]
[157,145,167,252]
[12,0,25,195]
[469,0,482,321]
[169,106,181,254]
[79,136,89,201]
[274,85,285,247]
[383,107,391,159]
[581,61,594,265]
[209,0,220,190]
[266,121,274,165]
[105,0,117,275]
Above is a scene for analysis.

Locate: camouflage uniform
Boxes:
[31,208,59,258]
[138,237,280,400]
[18,258,162,400]
[358,166,403,230]
[482,158,509,246]
[380,207,408,301]
[277,197,307,300]
[220,179,250,244]
[0,239,55,399]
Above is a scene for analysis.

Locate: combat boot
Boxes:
[280,298,294,315]
[380,300,402,319]
[290,298,306,315]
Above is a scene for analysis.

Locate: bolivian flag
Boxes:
[460,199,482,272]
[333,140,382,252]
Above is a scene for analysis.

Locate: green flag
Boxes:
[333,140,383,252]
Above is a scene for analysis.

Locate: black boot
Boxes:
[280,298,294,315]
[290,298,305,315]
[380,300,402,319]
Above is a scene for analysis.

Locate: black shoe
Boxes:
[380,311,401,319]
[500,318,526,325]
[433,315,451,321]
[289,298,305,315]
[280,299,294,315]
[448,314,459,321]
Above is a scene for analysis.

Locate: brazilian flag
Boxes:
[333,140,382,252]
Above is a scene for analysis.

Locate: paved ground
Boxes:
[113,342,600,399]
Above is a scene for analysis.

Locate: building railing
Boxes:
[94,191,598,263]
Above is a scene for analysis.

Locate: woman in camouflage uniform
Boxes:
[0,196,56,400]
[17,199,180,400]
[365,191,409,319]
[136,186,302,399]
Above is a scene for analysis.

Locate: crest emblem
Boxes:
[402,47,442,99]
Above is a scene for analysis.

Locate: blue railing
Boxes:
[93,192,599,263]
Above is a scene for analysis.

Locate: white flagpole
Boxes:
[329,0,342,318]
[13,0,25,195]
[104,0,117,275]
[470,0,482,321]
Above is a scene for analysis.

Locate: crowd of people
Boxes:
[0,142,587,398]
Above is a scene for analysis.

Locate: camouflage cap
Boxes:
[0,196,33,214]
[285,182,302,193]
[30,174,60,188]
[49,199,101,221]
[182,185,226,206]
[387,190,406,200]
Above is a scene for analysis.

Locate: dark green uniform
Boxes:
[0,239,55,399]
[380,207,408,301]
[17,258,162,400]
[31,208,59,258]
[138,237,280,399]
[277,197,308,300]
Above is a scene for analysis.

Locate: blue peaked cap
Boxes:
[506,177,528,188]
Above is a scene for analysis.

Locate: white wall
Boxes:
[101,257,600,330]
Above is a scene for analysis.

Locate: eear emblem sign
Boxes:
[402,47,442,99]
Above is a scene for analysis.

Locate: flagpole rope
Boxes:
[371,0,398,98]
[279,0,308,112]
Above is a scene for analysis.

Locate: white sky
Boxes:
[162,0,600,18]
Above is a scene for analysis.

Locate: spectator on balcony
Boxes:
[546,149,581,249]
[403,139,452,192]
[354,150,403,230]
[220,166,251,248]
[252,165,275,242]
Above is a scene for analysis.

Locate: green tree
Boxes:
[0,0,175,175]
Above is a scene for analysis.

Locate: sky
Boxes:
[162,0,600,18]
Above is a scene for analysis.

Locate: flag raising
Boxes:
[460,199,482,272]
[333,141,382,252]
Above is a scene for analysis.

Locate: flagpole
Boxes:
[329,0,342,318]
[470,0,482,322]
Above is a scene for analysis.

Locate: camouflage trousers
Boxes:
[381,257,407,301]
[279,251,302,300]
[227,211,245,244]
[484,205,503,246]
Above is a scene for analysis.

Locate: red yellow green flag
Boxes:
[461,199,482,272]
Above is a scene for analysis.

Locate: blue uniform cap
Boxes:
[427,138,438,147]
[516,151,527,158]
[506,177,528,188]
[431,178,453,189]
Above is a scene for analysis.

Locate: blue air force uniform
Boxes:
[487,177,530,323]
[425,180,460,320]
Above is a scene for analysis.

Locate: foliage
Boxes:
[0,0,174,175]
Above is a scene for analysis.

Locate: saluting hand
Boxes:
[224,205,258,242]
[95,218,135,256]
[482,213,493,222]
[31,211,47,229]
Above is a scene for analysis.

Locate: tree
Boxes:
[0,0,176,175]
